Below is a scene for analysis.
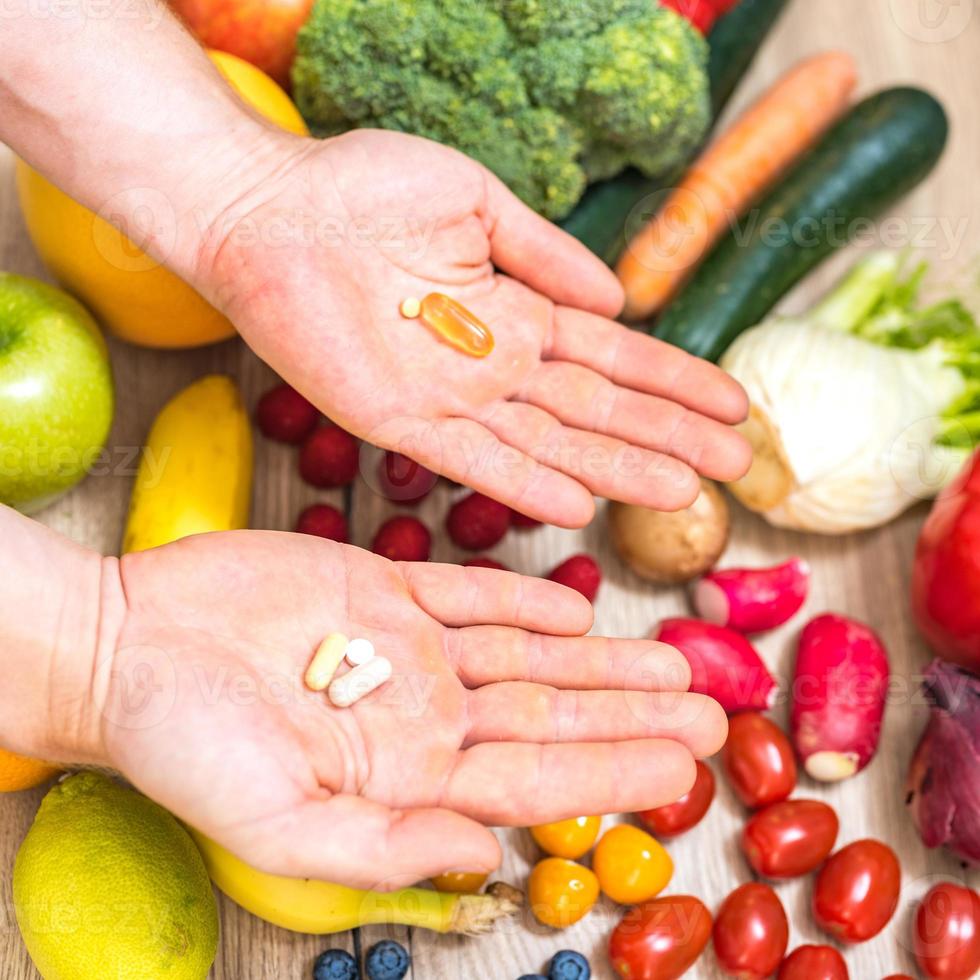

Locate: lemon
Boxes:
[13,772,218,980]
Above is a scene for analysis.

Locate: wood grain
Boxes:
[1,0,979,976]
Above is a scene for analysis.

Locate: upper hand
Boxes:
[194,129,751,527]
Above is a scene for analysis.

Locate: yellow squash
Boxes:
[122,375,252,553]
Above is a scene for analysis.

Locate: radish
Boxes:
[651,618,777,714]
[790,614,889,782]
[692,558,810,634]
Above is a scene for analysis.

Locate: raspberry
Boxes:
[510,508,542,530]
[295,504,348,543]
[463,556,509,571]
[299,425,359,488]
[372,516,431,562]
[446,492,511,551]
[376,452,438,505]
[254,383,318,444]
[547,554,602,603]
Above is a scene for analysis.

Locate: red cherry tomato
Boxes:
[913,882,980,980]
[741,798,839,878]
[609,895,712,980]
[813,839,901,943]
[778,944,849,979]
[713,882,789,979]
[721,712,797,809]
[636,760,715,838]
[882,976,915,979]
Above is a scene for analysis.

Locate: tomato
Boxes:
[592,824,674,905]
[813,839,901,943]
[429,871,488,893]
[527,857,599,928]
[636,760,715,838]
[882,976,914,979]
[530,816,601,860]
[609,895,712,980]
[713,882,788,979]
[722,712,797,809]
[741,798,839,878]
[913,882,980,980]
[778,944,849,979]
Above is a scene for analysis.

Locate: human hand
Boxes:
[192,129,751,527]
[94,530,725,889]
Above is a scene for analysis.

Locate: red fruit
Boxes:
[913,882,980,980]
[713,882,788,979]
[254,383,317,444]
[609,895,712,980]
[446,492,511,551]
[510,509,542,529]
[371,516,431,562]
[912,450,980,673]
[463,557,509,571]
[778,945,849,980]
[659,0,718,33]
[295,503,348,543]
[813,839,901,943]
[376,451,438,505]
[299,425,359,488]
[547,554,602,603]
[722,712,796,809]
[741,799,839,879]
[651,619,777,714]
[790,613,889,782]
[636,760,715,838]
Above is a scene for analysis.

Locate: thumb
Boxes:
[484,171,625,319]
[243,794,502,892]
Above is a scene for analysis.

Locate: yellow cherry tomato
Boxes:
[527,858,599,929]
[429,871,489,894]
[593,824,673,905]
[530,816,602,860]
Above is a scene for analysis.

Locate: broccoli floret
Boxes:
[293,0,710,220]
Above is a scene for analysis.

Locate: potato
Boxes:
[608,480,730,585]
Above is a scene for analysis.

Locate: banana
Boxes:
[190,830,521,936]
[122,375,252,553]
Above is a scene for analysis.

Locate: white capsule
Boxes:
[328,656,393,708]
[345,637,376,666]
[304,632,349,692]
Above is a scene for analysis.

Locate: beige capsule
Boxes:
[304,633,349,692]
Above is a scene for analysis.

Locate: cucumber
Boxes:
[559,0,793,261]
[653,88,949,362]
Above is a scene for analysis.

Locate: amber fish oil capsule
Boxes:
[400,293,494,358]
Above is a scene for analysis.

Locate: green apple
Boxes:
[0,272,114,511]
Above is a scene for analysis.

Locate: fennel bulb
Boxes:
[721,251,979,533]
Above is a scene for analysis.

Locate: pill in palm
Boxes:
[400,293,494,358]
[345,637,375,666]
[328,656,393,708]
[304,632,349,692]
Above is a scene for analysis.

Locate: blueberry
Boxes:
[517,975,549,980]
[364,939,410,980]
[548,949,591,980]
[313,948,357,980]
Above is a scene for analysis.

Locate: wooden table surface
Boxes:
[2,0,979,976]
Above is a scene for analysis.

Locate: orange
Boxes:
[15,50,308,350]
[0,747,60,793]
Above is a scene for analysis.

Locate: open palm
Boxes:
[200,130,751,527]
[99,531,724,889]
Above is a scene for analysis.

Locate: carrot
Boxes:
[616,51,858,321]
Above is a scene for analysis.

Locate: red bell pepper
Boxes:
[912,451,980,674]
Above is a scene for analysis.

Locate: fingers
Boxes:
[483,172,624,318]
[519,361,753,483]
[387,414,596,528]
[478,400,701,511]
[447,627,691,692]
[546,307,750,425]
[239,794,501,891]
[442,740,698,825]
[465,686,727,758]
[400,562,594,634]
